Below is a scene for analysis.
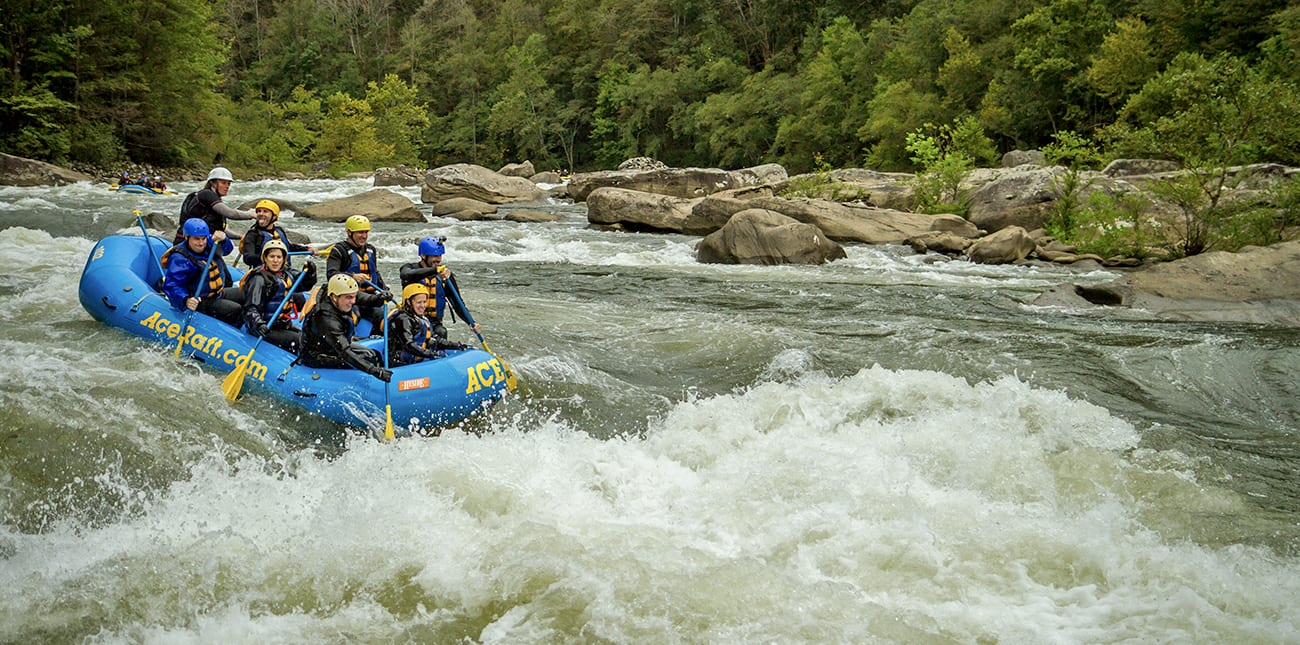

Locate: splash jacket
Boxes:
[240,224,311,268]
[242,265,316,333]
[326,240,386,292]
[386,308,466,367]
[300,291,388,375]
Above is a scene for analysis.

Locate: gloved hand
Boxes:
[453,342,470,351]
[381,289,395,302]
[304,260,317,274]
[372,367,393,382]
[432,350,447,358]
[255,323,270,337]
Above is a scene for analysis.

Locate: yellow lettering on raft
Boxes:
[476,362,496,388]
[465,366,483,394]
[489,358,505,383]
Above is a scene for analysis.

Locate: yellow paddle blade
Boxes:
[173,336,185,357]
[384,405,395,441]
[222,350,254,401]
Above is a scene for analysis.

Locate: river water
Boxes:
[1,178,1297,642]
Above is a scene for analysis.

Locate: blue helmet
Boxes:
[418,235,446,256]
[182,218,210,238]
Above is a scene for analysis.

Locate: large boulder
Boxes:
[745,196,981,244]
[1101,159,1181,177]
[0,153,93,186]
[586,187,700,232]
[567,163,787,201]
[966,167,1066,233]
[1068,240,1300,326]
[373,165,425,187]
[1001,150,1046,168]
[776,168,915,210]
[696,209,846,265]
[421,163,546,204]
[297,188,425,223]
[966,226,1037,264]
[431,197,499,220]
[683,186,776,235]
[498,160,536,178]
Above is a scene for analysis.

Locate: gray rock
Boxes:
[421,163,545,204]
[697,209,846,265]
[498,160,536,178]
[0,152,93,186]
[966,226,1037,264]
[586,187,699,232]
[297,188,425,223]
[1002,150,1046,168]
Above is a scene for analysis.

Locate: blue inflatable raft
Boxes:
[110,184,173,195]
[79,234,510,434]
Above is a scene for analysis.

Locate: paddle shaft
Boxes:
[223,266,310,400]
[135,211,164,282]
[175,239,219,355]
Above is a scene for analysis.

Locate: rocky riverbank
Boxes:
[6,152,1296,327]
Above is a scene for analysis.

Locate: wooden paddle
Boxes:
[444,279,519,392]
[222,267,311,401]
[174,240,219,357]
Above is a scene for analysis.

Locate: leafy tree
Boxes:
[905,116,991,215]
[1104,52,1300,254]
[318,92,391,169]
[1085,16,1158,107]
[365,74,429,167]
[773,17,871,172]
[485,34,562,167]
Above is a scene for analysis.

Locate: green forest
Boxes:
[2,0,1298,176]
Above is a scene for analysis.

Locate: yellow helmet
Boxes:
[260,239,289,261]
[254,199,280,218]
[401,283,429,303]
[344,215,371,232]
[327,274,359,296]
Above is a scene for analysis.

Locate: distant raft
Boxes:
[110,184,175,195]
[78,234,510,435]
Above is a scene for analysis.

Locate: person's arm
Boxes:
[163,254,196,309]
[239,230,260,266]
[398,261,441,285]
[325,244,347,278]
[320,319,388,377]
[389,315,438,361]
[213,200,253,221]
[242,273,268,333]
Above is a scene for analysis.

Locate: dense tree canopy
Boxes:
[2,0,1296,174]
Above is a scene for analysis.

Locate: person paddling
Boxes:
[386,283,468,367]
[161,218,244,326]
[172,166,253,247]
[241,240,316,353]
[300,274,394,382]
[239,199,313,268]
[398,235,477,342]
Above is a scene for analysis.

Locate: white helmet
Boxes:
[206,167,234,182]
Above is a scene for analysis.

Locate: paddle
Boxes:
[381,300,395,441]
[174,239,219,357]
[134,210,164,283]
[222,266,310,401]
[444,279,519,392]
